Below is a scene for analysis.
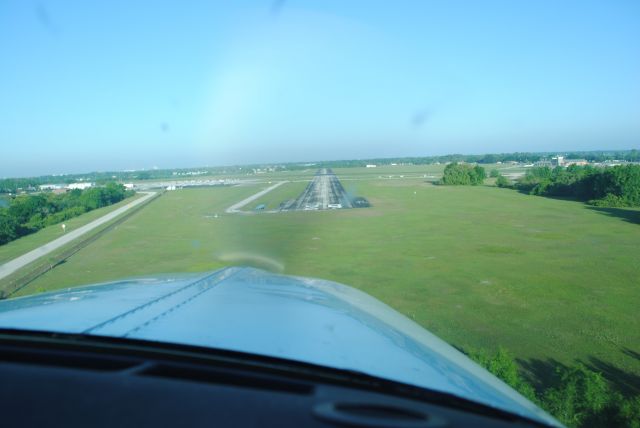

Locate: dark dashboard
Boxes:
[0,330,550,427]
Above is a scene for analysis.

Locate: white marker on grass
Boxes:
[61,223,66,233]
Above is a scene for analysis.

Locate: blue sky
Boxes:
[1,0,639,176]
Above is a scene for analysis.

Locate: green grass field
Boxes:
[250,180,310,210]
[9,175,640,395]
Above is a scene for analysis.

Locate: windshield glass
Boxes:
[1,2,639,427]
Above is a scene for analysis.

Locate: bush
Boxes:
[515,165,640,207]
[26,212,47,230]
[495,175,510,188]
[44,206,87,226]
[468,348,640,428]
[490,169,500,178]
[468,347,537,402]
[589,193,629,207]
[541,364,610,426]
[593,165,640,206]
[473,165,487,183]
[619,396,640,428]
[441,163,486,185]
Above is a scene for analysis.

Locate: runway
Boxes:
[285,169,353,211]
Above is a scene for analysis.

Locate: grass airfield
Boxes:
[10,166,640,395]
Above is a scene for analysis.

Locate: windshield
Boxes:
[1,2,639,427]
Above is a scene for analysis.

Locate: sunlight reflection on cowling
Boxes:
[215,251,284,273]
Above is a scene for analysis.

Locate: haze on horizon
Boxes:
[1,0,639,177]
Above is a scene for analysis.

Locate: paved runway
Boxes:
[286,169,353,211]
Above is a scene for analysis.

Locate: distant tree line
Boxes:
[2,150,638,193]
[468,348,640,428]
[0,183,133,245]
[440,163,486,185]
[565,149,640,163]
[513,165,640,207]
[302,149,640,169]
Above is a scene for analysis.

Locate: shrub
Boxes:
[618,396,640,428]
[541,364,609,426]
[441,163,486,185]
[589,193,630,208]
[516,165,640,206]
[468,348,640,428]
[467,347,537,402]
[495,175,510,188]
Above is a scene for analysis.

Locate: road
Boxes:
[0,192,157,281]
[225,181,288,213]
[287,169,353,211]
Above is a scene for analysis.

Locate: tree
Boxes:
[0,182,132,247]
[78,188,105,210]
[103,182,127,204]
[472,165,486,184]
[479,153,498,164]
[490,169,500,178]
[441,163,485,185]
[0,210,21,245]
[514,164,640,207]
[592,165,640,206]
[8,194,51,224]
